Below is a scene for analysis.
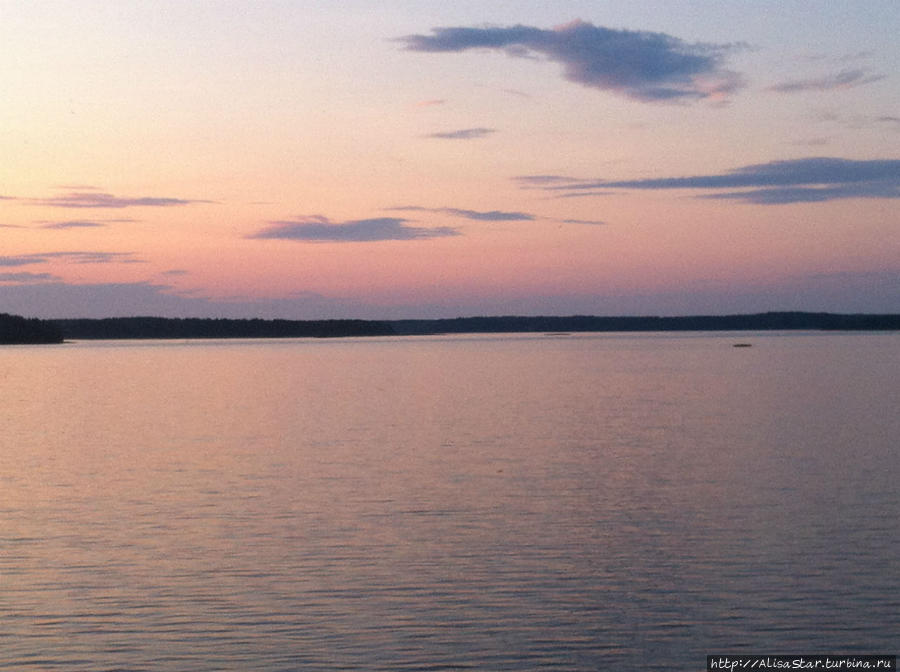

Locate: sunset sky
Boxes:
[2,1,898,319]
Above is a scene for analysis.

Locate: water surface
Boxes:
[2,332,898,670]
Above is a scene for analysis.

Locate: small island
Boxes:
[0,313,64,344]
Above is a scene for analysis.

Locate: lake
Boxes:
[2,332,898,670]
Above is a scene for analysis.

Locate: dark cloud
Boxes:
[400,19,745,102]
[31,192,208,208]
[248,216,460,242]
[389,206,535,221]
[768,68,885,93]
[529,157,900,204]
[0,251,142,266]
[426,127,496,140]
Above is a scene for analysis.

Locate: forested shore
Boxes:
[0,313,64,344]
[2,311,898,344]
[47,312,900,341]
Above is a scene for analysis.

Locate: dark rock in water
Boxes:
[732,343,752,347]
[0,313,64,344]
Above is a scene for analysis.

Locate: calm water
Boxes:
[2,332,898,670]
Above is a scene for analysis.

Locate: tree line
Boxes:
[2,311,898,344]
[0,313,64,344]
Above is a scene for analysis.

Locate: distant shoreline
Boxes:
[3,311,899,345]
[43,312,900,342]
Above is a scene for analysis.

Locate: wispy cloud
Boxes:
[792,137,831,147]
[416,99,446,107]
[0,280,403,320]
[0,251,142,266]
[700,182,899,204]
[388,206,535,221]
[514,174,616,198]
[514,175,583,188]
[40,220,107,229]
[30,192,209,208]
[426,127,496,140]
[768,68,885,93]
[247,216,460,242]
[37,217,138,229]
[522,157,900,204]
[389,205,606,226]
[552,191,616,199]
[562,218,607,226]
[0,272,61,283]
[813,109,900,132]
[400,19,745,102]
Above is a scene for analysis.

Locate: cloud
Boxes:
[30,192,208,208]
[514,174,616,198]
[527,157,900,204]
[514,175,583,187]
[768,68,885,93]
[0,272,60,283]
[813,109,900,132]
[416,99,446,107]
[700,182,900,205]
[426,127,496,140]
[0,281,402,320]
[399,19,745,102]
[247,216,460,242]
[389,206,535,221]
[562,218,607,226]
[552,191,616,199]
[389,204,606,226]
[37,217,138,229]
[40,220,107,229]
[0,251,142,266]
[792,137,830,147]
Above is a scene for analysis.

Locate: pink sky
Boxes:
[2,2,898,318]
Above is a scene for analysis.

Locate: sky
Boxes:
[1,0,898,319]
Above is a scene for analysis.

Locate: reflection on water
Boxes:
[2,333,898,670]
